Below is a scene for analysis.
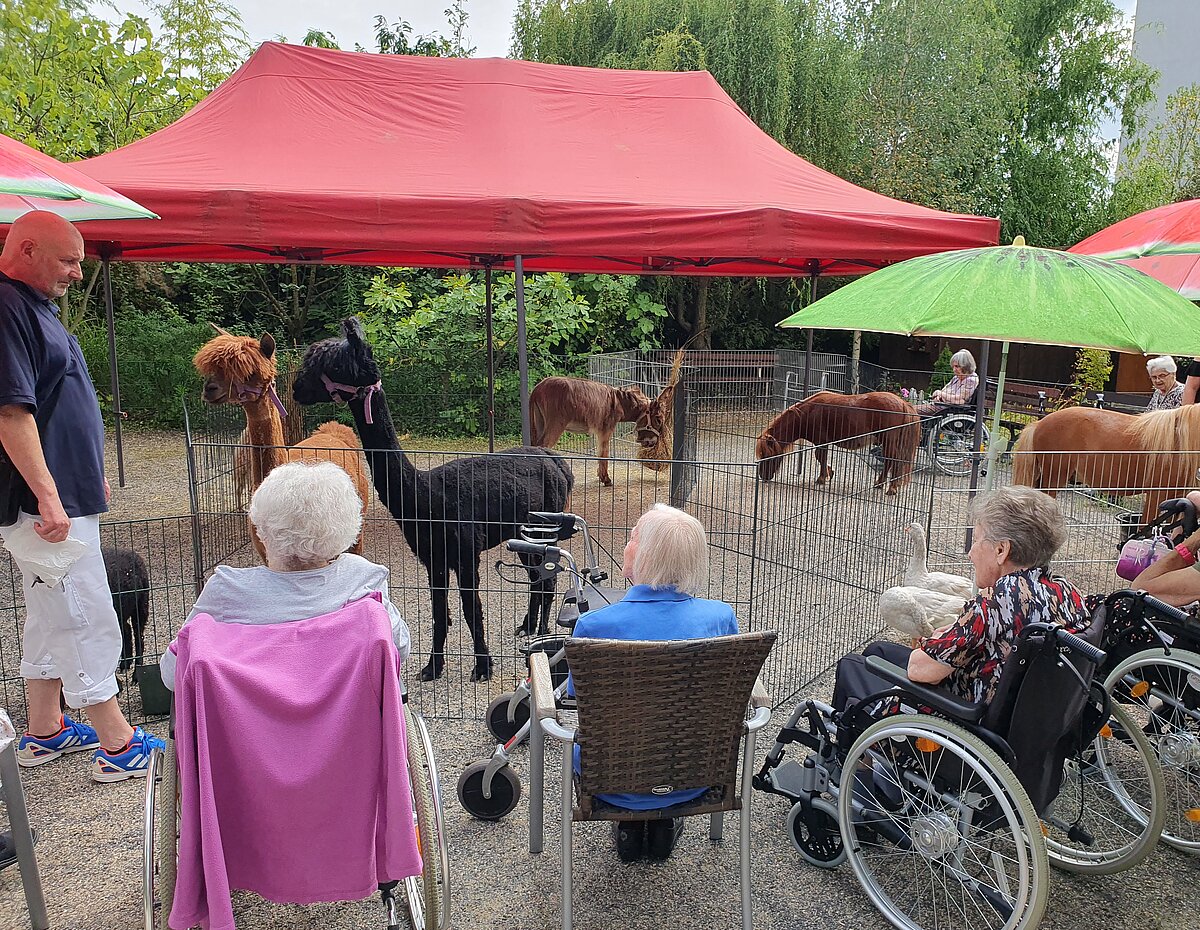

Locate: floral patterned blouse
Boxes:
[921,566,1087,704]
[1147,383,1184,411]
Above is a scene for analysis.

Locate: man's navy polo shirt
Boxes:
[0,271,107,517]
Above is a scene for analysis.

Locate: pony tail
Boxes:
[1011,421,1039,487]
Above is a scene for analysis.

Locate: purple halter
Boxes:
[233,379,288,419]
[321,374,382,424]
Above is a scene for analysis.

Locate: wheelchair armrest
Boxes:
[864,656,987,724]
[529,651,558,721]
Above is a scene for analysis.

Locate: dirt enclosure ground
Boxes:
[3,426,1197,930]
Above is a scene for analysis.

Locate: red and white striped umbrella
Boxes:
[1071,199,1200,261]
[0,132,157,223]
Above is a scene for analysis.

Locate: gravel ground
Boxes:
[2,427,1197,929]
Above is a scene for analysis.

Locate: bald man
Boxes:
[0,211,163,783]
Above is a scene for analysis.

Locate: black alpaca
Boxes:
[291,318,574,682]
[101,546,149,680]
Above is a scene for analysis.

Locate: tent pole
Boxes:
[515,255,530,446]
[803,272,818,397]
[485,264,496,453]
[102,260,125,488]
[965,339,991,551]
[982,341,1010,493]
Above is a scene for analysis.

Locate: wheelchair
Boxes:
[1098,589,1200,854]
[868,403,989,478]
[143,698,451,930]
[457,512,624,821]
[755,609,1166,930]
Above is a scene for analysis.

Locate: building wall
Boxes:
[1124,0,1200,152]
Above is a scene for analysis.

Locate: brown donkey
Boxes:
[530,376,661,485]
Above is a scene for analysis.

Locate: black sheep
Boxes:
[291,318,574,682]
[101,546,149,680]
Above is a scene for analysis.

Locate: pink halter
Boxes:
[320,374,382,424]
[233,380,288,419]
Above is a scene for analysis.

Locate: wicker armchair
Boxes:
[528,632,776,930]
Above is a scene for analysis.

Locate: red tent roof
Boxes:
[70,43,999,275]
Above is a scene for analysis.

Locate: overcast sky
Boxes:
[112,1,520,58]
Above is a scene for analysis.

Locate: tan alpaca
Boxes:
[193,330,371,562]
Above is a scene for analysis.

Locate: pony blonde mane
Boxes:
[193,334,277,385]
[1130,402,1200,452]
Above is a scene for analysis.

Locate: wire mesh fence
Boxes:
[0,347,1178,730]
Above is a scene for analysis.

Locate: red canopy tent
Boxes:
[19,43,1000,469]
[72,42,999,274]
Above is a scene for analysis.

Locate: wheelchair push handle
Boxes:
[1026,622,1105,665]
[1138,592,1192,625]
[505,539,563,561]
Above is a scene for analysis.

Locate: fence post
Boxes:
[669,371,689,508]
[183,403,205,597]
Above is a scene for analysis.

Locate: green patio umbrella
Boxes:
[778,237,1200,488]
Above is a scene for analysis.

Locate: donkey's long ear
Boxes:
[259,333,276,359]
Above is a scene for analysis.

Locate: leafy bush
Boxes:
[359,269,665,436]
[78,310,217,428]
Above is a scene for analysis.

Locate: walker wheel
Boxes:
[486,693,530,743]
[787,798,846,868]
[457,760,522,821]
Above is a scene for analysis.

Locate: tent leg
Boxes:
[802,272,818,398]
[103,260,125,488]
[485,264,495,454]
[515,255,530,446]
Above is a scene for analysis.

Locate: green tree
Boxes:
[151,0,250,111]
[1110,83,1200,220]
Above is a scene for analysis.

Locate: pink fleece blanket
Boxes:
[169,594,422,930]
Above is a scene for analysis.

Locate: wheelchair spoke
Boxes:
[841,716,1047,930]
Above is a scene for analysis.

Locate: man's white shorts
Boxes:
[0,512,121,708]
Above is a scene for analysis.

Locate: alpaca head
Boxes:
[193,331,277,405]
[755,431,788,482]
[292,316,382,406]
[907,522,925,543]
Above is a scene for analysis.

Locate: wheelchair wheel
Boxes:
[486,692,530,743]
[457,759,522,820]
[787,797,846,868]
[1044,702,1166,873]
[928,414,986,478]
[143,742,178,930]
[840,715,1048,930]
[404,706,450,930]
[1104,648,1200,854]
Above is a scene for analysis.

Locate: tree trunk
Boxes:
[851,330,862,393]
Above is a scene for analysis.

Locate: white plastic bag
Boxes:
[1,520,89,587]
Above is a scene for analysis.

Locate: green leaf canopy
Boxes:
[779,243,1200,356]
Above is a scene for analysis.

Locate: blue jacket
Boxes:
[571,584,739,810]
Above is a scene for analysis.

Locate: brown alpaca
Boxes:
[530,376,660,485]
[193,331,372,561]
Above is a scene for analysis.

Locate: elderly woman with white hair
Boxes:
[160,461,410,690]
[1146,355,1184,411]
[570,503,738,864]
[833,486,1088,714]
[916,348,979,416]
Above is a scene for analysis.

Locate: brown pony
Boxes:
[1011,403,1200,522]
[193,330,372,561]
[530,376,660,485]
[755,391,921,494]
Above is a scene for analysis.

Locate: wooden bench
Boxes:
[1084,390,1153,415]
[941,379,1062,437]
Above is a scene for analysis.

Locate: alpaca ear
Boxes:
[209,322,231,336]
[342,317,372,356]
[259,333,276,359]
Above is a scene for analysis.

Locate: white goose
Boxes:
[880,585,967,641]
[905,522,974,600]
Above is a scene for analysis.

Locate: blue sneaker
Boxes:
[17,716,100,767]
[91,727,166,783]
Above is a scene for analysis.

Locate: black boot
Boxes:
[645,818,685,860]
[612,821,645,862]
